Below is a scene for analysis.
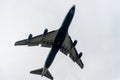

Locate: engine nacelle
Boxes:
[43,28,48,35]
[28,34,32,41]
[72,40,77,47]
[78,52,83,58]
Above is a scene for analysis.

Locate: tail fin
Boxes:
[30,68,54,80]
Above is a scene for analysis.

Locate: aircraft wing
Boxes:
[15,30,58,47]
[60,35,84,69]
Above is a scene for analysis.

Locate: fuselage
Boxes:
[44,5,75,69]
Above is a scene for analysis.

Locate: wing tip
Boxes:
[14,40,28,46]
[14,42,19,46]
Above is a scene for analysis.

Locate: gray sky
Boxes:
[0,0,120,80]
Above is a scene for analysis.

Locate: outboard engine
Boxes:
[78,52,82,58]
[28,34,32,41]
[43,28,48,35]
[72,40,77,47]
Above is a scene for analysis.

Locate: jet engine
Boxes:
[28,34,32,41]
[43,28,48,35]
[41,29,48,46]
[78,52,83,59]
[72,40,77,47]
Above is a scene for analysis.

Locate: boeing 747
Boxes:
[15,5,84,80]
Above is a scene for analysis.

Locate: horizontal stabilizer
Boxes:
[30,68,54,80]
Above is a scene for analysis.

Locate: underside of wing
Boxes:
[60,34,84,69]
[70,48,84,69]
[15,29,58,48]
[60,35,72,55]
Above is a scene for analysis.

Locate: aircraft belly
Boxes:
[45,46,59,68]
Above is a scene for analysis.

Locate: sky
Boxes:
[0,0,120,80]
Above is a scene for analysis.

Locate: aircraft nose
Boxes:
[72,5,75,10]
[70,5,75,15]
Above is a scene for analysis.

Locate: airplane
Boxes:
[15,5,84,80]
